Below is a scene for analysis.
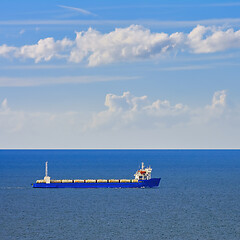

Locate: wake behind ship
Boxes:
[32,162,161,188]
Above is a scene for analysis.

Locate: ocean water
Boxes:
[0,150,240,240]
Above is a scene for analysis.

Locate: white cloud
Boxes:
[0,98,24,132]
[1,98,9,111]
[104,91,147,112]
[0,91,229,135]
[188,25,240,53]
[208,90,226,109]
[0,98,85,134]
[190,90,227,125]
[86,90,229,130]
[70,25,185,66]
[19,29,25,35]
[58,5,97,16]
[145,100,187,117]
[204,90,227,119]
[1,25,240,66]
[0,44,17,58]
[16,37,73,63]
[0,91,239,148]
[86,91,188,130]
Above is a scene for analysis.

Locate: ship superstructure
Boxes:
[32,161,160,188]
[134,162,152,180]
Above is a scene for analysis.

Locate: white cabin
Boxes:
[134,162,152,180]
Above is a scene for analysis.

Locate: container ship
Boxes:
[32,162,161,188]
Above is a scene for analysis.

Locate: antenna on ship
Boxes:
[44,161,51,184]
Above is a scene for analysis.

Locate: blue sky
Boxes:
[0,0,240,148]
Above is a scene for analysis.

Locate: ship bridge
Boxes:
[134,162,152,180]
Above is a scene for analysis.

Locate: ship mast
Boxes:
[45,161,48,177]
[44,161,51,183]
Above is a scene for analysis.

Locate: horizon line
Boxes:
[0,148,239,150]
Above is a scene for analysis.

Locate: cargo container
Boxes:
[120,179,131,183]
[109,179,120,183]
[85,179,96,183]
[50,180,61,183]
[132,179,138,183]
[97,179,108,183]
[61,179,73,183]
[74,179,84,183]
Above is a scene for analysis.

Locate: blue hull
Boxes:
[32,178,161,188]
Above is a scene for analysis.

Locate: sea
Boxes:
[0,150,240,240]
